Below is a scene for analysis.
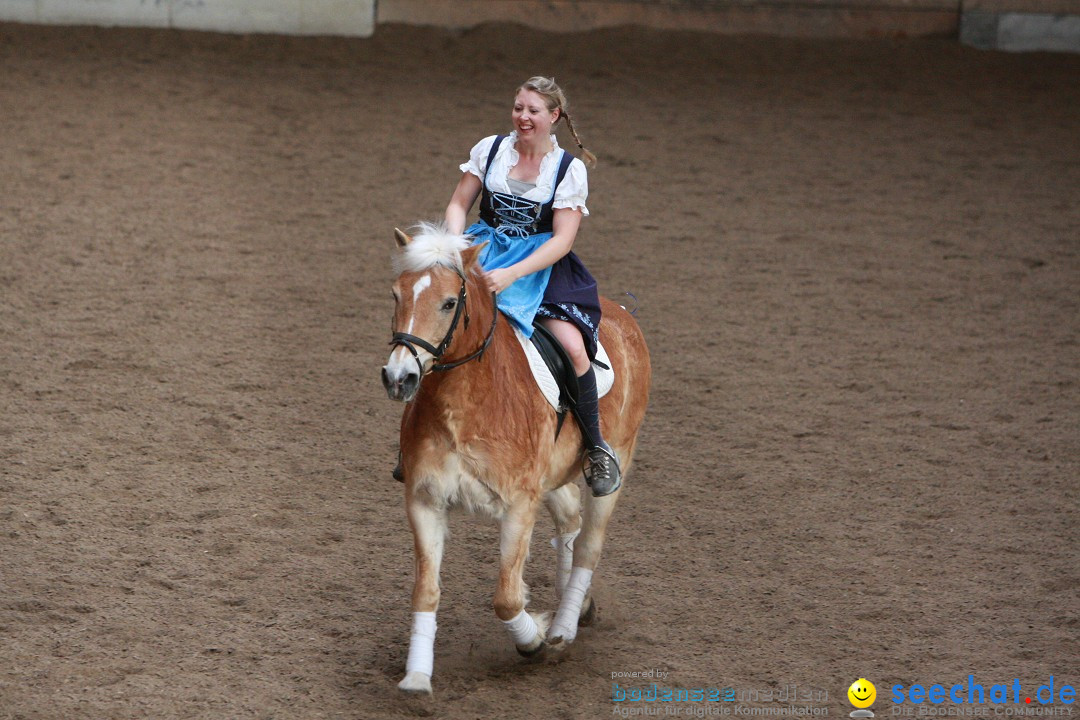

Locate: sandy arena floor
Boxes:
[1,21,1078,720]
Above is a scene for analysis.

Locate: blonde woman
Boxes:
[445,76,619,496]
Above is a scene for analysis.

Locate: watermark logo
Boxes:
[849,679,877,718]
[609,673,830,717]
[888,676,1075,716]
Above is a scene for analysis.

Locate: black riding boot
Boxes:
[576,367,621,497]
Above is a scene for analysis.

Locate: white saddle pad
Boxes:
[513,327,614,410]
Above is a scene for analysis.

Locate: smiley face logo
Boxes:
[848,678,876,709]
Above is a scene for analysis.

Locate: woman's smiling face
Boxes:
[512,88,559,140]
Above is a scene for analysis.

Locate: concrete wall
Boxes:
[0,0,1076,51]
[377,0,1080,51]
[0,0,375,35]
[961,0,1080,52]
[378,0,962,38]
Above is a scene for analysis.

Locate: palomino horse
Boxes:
[381,224,650,695]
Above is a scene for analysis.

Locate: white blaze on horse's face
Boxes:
[410,275,432,321]
[382,267,463,402]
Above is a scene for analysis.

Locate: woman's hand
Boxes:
[483,267,520,294]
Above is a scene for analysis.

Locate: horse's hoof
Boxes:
[578,596,597,627]
[516,639,547,660]
[398,671,433,695]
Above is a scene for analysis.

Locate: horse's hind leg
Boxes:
[495,497,550,657]
[544,483,582,599]
[398,488,448,695]
[547,489,619,647]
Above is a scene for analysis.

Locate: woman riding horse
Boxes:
[444,76,620,496]
[381,77,650,696]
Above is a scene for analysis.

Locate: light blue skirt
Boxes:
[467,220,552,338]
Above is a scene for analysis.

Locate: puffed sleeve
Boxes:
[552,157,590,216]
[459,135,498,178]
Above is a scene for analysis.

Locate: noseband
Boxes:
[389,267,498,376]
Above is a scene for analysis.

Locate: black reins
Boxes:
[389,266,498,376]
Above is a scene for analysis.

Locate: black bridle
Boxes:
[389,267,498,376]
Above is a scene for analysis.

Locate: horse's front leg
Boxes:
[495,497,550,657]
[398,486,448,695]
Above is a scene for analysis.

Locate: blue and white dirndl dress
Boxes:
[462,133,603,360]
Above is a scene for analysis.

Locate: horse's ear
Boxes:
[460,242,487,271]
[394,228,412,247]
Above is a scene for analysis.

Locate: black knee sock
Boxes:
[575,367,606,450]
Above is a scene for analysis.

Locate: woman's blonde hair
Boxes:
[519,76,597,167]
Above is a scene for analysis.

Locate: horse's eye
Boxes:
[441,298,457,312]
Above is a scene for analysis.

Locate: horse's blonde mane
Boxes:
[394,222,472,275]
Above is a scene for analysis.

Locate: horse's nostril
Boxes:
[383,367,406,396]
[383,365,421,402]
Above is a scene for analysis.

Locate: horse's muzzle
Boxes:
[382,365,420,402]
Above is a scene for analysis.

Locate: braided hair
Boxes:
[519,76,597,167]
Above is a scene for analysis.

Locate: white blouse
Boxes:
[460,132,590,217]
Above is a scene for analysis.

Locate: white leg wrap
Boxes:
[550,529,580,598]
[502,609,539,646]
[549,567,592,643]
[405,611,437,677]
